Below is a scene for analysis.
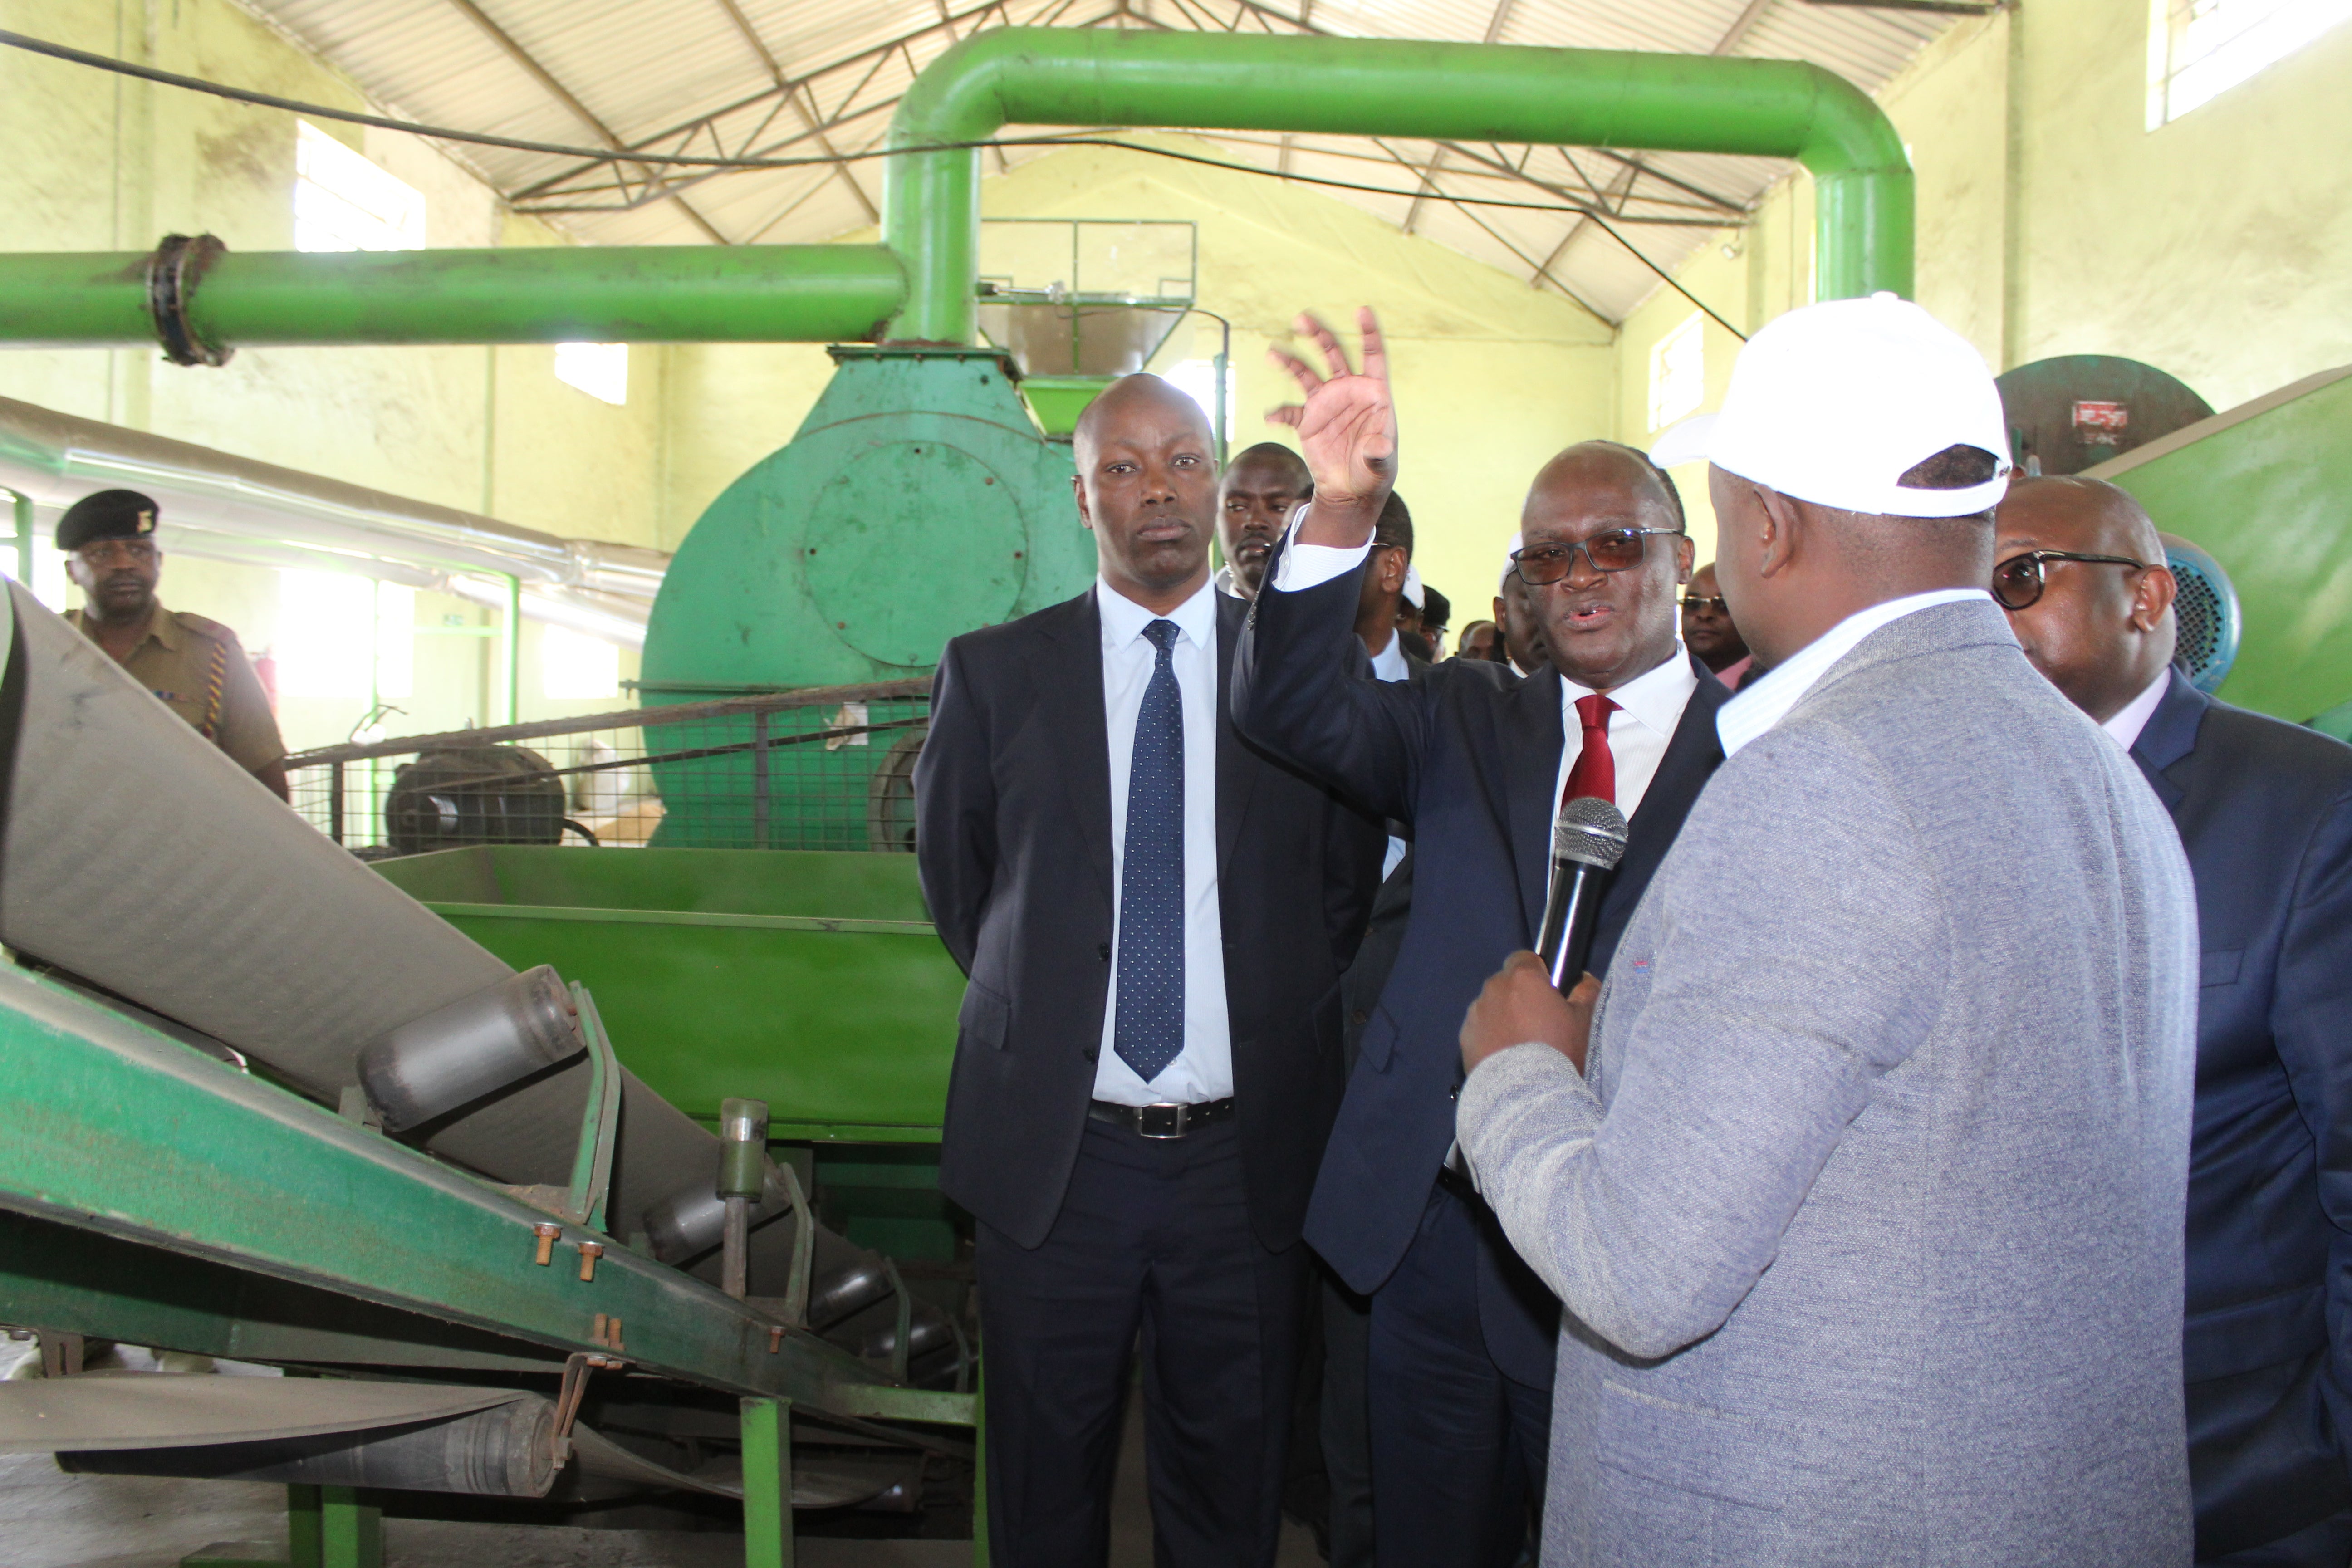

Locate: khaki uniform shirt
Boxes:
[66,600,288,776]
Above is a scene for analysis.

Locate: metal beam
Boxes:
[444,0,733,243]
[0,967,885,1408]
[713,0,880,223]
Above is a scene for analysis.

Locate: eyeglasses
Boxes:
[1681,593,1729,615]
[1990,549,2149,612]
[1511,529,1681,587]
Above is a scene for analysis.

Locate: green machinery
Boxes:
[0,24,1927,1564]
[2083,366,2352,725]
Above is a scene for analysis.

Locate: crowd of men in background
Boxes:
[916,294,2345,1568]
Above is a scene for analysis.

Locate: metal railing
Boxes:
[286,678,930,856]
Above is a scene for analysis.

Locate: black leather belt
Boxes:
[1087,1097,1237,1140]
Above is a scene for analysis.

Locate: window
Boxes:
[2148,0,2352,125]
[277,573,412,700]
[541,623,620,701]
[1160,359,1233,448]
[294,122,425,252]
[554,342,629,406]
[1647,313,1705,433]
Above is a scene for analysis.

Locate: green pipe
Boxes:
[0,244,908,351]
[882,28,1913,343]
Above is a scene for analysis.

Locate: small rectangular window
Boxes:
[1647,313,1705,433]
[542,623,621,701]
[2148,0,2352,126]
[294,122,425,253]
[554,342,629,407]
[278,573,411,700]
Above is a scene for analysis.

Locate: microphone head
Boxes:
[1553,795,1629,870]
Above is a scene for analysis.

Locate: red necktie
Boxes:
[1563,693,1619,805]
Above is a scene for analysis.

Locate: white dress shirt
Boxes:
[1717,588,1991,758]
[1553,650,1699,819]
[1093,576,1234,1107]
[2101,670,2171,752]
[1366,631,1414,877]
[1213,563,1248,600]
[1277,510,1699,819]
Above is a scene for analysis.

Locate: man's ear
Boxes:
[1673,533,1696,585]
[1752,486,1803,580]
[2132,563,2178,632]
[1071,475,1094,533]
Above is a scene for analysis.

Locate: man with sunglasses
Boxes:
[1997,474,2352,1567]
[1448,294,2195,1566]
[1233,309,1729,1568]
[1680,563,1755,689]
[56,489,289,800]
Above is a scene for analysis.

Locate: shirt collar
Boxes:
[1097,574,1218,654]
[2101,668,2172,752]
[1561,641,1698,740]
[71,600,174,651]
[1367,632,1411,682]
[1718,588,1989,758]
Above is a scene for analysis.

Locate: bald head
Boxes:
[1074,373,1214,463]
[1994,475,2176,723]
[1072,373,1220,612]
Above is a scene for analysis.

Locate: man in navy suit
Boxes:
[1998,474,2352,1566]
[1233,311,1729,1568]
[915,373,1382,1568]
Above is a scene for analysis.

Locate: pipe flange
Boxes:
[145,233,234,368]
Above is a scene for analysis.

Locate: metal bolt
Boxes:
[534,1224,560,1266]
[768,1326,784,1353]
[609,1318,622,1352]
[578,1240,603,1282]
[593,1313,608,1344]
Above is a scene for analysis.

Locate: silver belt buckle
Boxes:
[1136,1102,1186,1139]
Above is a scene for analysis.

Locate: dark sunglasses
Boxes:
[1512,528,1681,587]
[1681,593,1729,615]
[1990,549,2150,612]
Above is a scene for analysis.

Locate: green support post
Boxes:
[10,490,29,584]
[881,27,1915,343]
[741,1396,795,1568]
[181,1485,377,1568]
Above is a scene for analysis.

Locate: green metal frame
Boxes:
[0,964,880,1405]
[882,26,1914,343]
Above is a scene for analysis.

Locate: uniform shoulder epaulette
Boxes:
[171,611,240,645]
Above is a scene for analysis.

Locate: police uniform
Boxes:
[63,601,286,775]
[57,488,288,779]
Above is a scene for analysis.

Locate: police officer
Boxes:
[59,489,290,800]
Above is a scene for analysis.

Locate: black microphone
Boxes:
[1535,796,1630,993]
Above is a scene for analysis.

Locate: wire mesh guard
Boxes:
[287,681,931,857]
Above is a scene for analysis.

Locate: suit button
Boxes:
[1448,1086,1459,1101]
[1083,1047,1099,1063]
[1097,943,1111,962]
[1349,1009,1369,1027]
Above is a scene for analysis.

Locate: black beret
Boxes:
[57,490,161,551]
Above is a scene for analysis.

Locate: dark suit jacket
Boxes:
[914,587,1384,1252]
[1235,554,1727,1382]
[2131,671,2352,1557]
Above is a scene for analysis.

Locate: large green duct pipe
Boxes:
[0,243,907,356]
[882,28,1913,344]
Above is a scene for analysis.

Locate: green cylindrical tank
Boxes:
[637,348,1088,848]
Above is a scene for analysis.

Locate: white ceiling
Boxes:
[243,0,1959,323]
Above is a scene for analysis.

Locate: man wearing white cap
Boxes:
[1444,294,2198,1563]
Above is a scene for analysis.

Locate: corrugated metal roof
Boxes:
[243,0,1958,323]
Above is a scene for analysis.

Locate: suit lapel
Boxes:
[1215,596,1257,880]
[1502,665,1567,943]
[1035,590,1116,900]
[1615,655,1728,889]
[2129,670,2209,813]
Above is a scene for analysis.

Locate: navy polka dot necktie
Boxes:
[1114,618,1186,1085]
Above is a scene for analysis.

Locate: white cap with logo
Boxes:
[1650,293,2011,519]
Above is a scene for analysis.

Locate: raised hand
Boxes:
[1266,307,1396,544]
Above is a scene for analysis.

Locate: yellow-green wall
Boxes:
[1617,0,2352,564]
